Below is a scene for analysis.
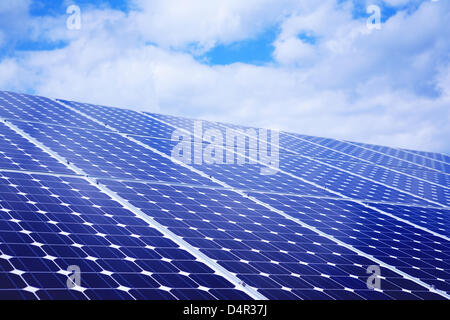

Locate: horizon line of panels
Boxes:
[153,112,450,193]
[3,93,447,212]
[280,134,450,186]
[58,97,450,173]
[0,170,251,300]
[3,91,448,171]
[284,134,450,188]
[250,193,450,294]
[46,98,450,216]
[58,96,450,194]
[0,92,104,131]
[403,149,450,164]
[53,98,449,207]
[285,133,450,173]
[179,118,450,206]
[143,112,449,207]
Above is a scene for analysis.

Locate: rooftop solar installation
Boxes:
[0,90,449,300]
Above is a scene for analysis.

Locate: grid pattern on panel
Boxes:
[1,90,449,300]
[0,92,103,130]
[11,120,216,186]
[0,171,250,300]
[350,141,450,172]
[279,154,432,206]
[278,135,449,206]
[0,122,74,175]
[367,203,450,238]
[58,100,176,139]
[303,159,449,206]
[148,117,448,208]
[402,149,450,164]
[251,193,450,295]
[392,167,449,186]
[148,113,196,132]
[280,134,355,161]
[301,136,432,170]
[133,137,334,197]
[98,179,445,300]
[319,159,450,187]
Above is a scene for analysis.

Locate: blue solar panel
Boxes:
[0,171,250,300]
[11,121,216,186]
[251,193,450,294]
[277,154,447,206]
[144,116,446,206]
[57,100,177,139]
[0,90,448,300]
[282,134,449,194]
[0,122,74,175]
[98,179,443,300]
[367,203,450,238]
[0,92,103,130]
[349,140,450,172]
[403,149,450,164]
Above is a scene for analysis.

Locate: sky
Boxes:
[0,0,449,153]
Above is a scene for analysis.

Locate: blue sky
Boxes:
[0,0,449,153]
[6,0,419,65]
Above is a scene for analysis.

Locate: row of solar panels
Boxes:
[0,90,449,300]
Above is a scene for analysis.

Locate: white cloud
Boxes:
[0,0,449,153]
[129,0,300,51]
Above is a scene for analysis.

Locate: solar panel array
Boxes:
[0,90,449,300]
